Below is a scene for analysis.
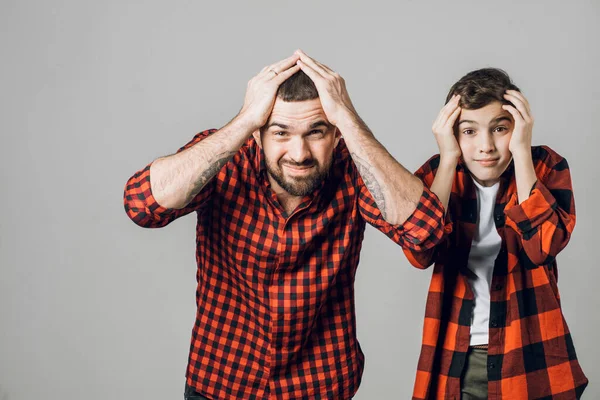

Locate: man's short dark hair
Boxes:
[446,68,520,109]
[277,71,319,102]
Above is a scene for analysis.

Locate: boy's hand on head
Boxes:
[294,50,357,128]
[503,90,534,157]
[432,94,462,162]
[239,54,301,130]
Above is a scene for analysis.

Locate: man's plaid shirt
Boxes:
[124,129,447,399]
[404,146,588,399]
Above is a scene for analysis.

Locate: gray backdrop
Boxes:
[1,0,598,399]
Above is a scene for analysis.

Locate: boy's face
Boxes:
[456,101,514,187]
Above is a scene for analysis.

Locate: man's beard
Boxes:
[266,157,332,197]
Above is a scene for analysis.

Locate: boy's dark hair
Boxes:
[276,71,319,102]
[446,68,520,109]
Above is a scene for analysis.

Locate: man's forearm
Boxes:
[150,115,256,209]
[340,115,424,225]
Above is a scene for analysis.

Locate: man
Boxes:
[124,50,446,400]
[404,68,588,399]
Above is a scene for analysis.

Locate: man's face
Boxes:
[456,101,514,187]
[254,98,340,197]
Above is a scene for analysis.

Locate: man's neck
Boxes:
[266,176,305,215]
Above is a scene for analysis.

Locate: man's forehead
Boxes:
[266,98,331,128]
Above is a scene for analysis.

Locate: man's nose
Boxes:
[287,137,312,164]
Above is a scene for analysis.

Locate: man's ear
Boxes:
[253,130,262,148]
[333,127,342,148]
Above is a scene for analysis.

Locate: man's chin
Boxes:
[282,179,318,196]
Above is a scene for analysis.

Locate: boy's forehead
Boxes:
[459,102,512,124]
[266,98,330,128]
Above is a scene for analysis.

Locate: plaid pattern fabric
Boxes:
[405,146,588,399]
[124,129,447,400]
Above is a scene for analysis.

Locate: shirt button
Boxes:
[494,283,503,290]
[491,320,498,328]
[488,362,495,369]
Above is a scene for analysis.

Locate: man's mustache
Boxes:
[280,160,316,167]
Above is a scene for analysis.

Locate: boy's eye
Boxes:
[494,126,508,133]
[309,130,324,136]
[462,129,475,135]
[274,131,286,136]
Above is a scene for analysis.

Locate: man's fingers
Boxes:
[295,51,327,78]
[297,59,325,84]
[301,51,336,75]
[273,64,301,83]
[259,54,300,79]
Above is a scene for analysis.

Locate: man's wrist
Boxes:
[231,112,262,136]
[335,109,368,137]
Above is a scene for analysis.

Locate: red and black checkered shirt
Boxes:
[124,129,447,399]
[404,146,588,399]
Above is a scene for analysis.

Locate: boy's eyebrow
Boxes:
[491,116,512,124]
[458,119,477,126]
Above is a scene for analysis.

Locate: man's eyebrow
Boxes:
[309,120,332,129]
[265,122,289,130]
[458,119,477,126]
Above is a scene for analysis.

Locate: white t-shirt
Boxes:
[467,179,502,346]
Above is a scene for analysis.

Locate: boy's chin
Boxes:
[469,170,502,186]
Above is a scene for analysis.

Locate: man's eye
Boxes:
[462,129,475,135]
[494,126,508,133]
[309,130,324,136]
[274,131,286,136]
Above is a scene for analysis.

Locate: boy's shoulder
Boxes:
[531,145,567,168]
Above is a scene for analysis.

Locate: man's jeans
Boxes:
[184,384,209,400]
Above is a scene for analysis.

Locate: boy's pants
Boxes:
[461,347,488,400]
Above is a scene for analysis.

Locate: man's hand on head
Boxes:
[238,54,301,131]
[294,50,359,130]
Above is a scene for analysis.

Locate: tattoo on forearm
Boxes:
[188,151,235,201]
[352,152,387,219]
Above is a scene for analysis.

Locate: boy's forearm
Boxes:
[512,149,537,204]
[430,156,458,212]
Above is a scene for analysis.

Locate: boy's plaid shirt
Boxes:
[405,146,588,399]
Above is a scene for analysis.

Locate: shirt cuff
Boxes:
[394,186,452,249]
[504,180,555,234]
[139,162,178,218]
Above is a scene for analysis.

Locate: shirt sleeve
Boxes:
[504,149,575,265]
[355,156,449,253]
[123,129,218,228]
[400,155,454,269]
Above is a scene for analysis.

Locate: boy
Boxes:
[405,68,588,399]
